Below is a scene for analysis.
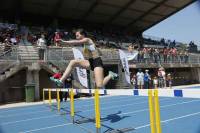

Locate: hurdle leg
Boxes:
[48,89,52,110]
[70,88,75,123]
[154,90,162,133]
[148,90,156,133]
[43,89,45,104]
[57,89,61,113]
[94,89,101,133]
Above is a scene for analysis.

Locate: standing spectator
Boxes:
[166,73,172,89]
[4,38,12,55]
[143,48,150,64]
[171,47,177,63]
[157,67,166,88]
[149,48,154,62]
[179,51,184,63]
[144,70,151,89]
[54,32,61,47]
[136,69,144,89]
[131,74,137,89]
[153,76,158,89]
[163,47,168,63]
[137,48,143,63]
[184,50,189,63]
[37,34,46,61]
[154,48,160,64]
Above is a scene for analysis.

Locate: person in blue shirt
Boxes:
[144,69,151,89]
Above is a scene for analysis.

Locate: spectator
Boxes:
[184,50,189,63]
[131,74,137,89]
[166,73,172,89]
[137,48,143,63]
[163,47,168,63]
[153,76,158,89]
[136,69,144,89]
[154,48,160,64]
[171,47,177,63]
[37,34,46,61]
[4,38,12,55]
[157,67,166,88]
[54,32,61,47]
[143,48,150,64]
[144,69,151,89]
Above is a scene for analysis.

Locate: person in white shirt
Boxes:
[37,34,46,60]
[136,69,144,89]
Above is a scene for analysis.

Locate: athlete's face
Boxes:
[75,32,83,40]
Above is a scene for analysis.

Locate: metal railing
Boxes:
[0,46,19,61]
[0,46,199,67]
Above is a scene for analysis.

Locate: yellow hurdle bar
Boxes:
[154,90,162,133]
[148,90,156,133]
[70,88,75,123]
[43,89,45,103]
[94,89,101,133]
[57,89,60,112]
[48,89,52,107]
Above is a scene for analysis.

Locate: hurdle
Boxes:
[70,88,75,123]
[94,89,101,133]
[43,88,69,113]
[56,89,61,113]
[148,89,162,133]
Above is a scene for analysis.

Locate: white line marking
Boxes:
[0,110,50,118]
[0,115,59,125]
[135,111,200,130]
[118,99,200,116]
[0,96,133,114]
[20,123,73,133]
[83,97,171,112]
[75,96,146,109]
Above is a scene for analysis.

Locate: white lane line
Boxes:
[19,123,73,133]
[0,98,171,125]
[80,98,174,113]
[0,97,145,117]
[118,99,200,116]
[0,105,45,114]
[5,99,200,132]
[0,110,50,118]
[0,96,136,115]
[0,115,59,125]
[75,96,146,108]
[135,111,200,130]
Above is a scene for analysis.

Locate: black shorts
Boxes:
[89,57,103,71]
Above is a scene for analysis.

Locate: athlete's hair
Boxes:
[74,29,87,37]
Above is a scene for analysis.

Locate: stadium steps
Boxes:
[40,62,60,74]
[17,46,39,61]
[0,62,26,82]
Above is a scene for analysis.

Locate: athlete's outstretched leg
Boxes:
[103,71,118,86]
[52,59,90,86]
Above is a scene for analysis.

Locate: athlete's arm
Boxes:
[60,38,89,45]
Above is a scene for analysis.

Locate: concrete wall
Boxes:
[39,69,57,99]
[0,69,26,104]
